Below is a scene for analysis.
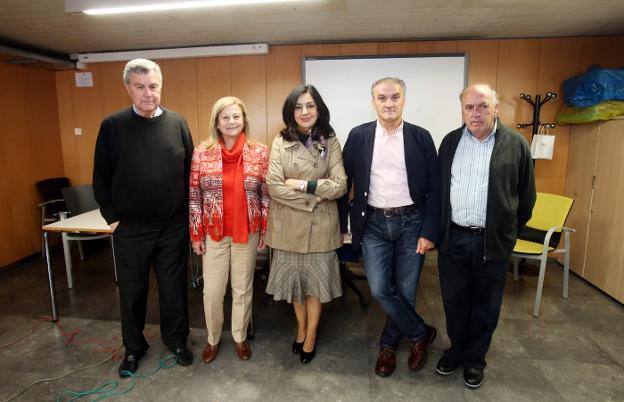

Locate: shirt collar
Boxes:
[375,119,404,138]
[132,104,163,118]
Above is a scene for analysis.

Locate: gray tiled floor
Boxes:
[0,241,622,401]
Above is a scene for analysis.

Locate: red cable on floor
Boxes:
[0,322,40,351]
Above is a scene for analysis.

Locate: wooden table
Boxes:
[42,209,112,321]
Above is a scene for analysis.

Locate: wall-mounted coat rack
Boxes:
[517,92,557,137]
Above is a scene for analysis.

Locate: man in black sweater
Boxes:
[93,58,194,377]
[436,84,536,389]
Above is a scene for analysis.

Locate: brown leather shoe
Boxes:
[202,343,219,363]
[235,340,252,361]
[408,325,437,371]
[375,347,396,377]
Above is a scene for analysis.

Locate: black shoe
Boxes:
[435,356,458,376]
[292,340,304,354]
[174,347,194,366]
[300,347,316,364]
[463,367,484,389]
[118,354,141,378]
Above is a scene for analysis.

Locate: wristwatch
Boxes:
[298,180,306,191]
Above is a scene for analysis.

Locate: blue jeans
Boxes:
[362,210,427,349]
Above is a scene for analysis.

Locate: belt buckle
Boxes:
[383,208,393,218]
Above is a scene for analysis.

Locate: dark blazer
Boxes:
[338,121,440,250]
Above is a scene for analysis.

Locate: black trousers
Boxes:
[438,227,508,369]
[113,218,190,355]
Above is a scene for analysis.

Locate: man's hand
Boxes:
[109,221,120,232]
[416,237,435,255]
[192,240,206,255]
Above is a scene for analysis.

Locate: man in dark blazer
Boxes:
[339,77,440,377]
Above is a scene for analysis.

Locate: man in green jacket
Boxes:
[436,84,536,389]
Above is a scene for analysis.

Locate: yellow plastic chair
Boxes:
[511,192,575,317]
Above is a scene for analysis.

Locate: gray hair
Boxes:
[123,58,162,84]
[371,77,406,97]
[459,83,499,105]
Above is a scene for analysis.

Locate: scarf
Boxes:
[220,133,248,243]
[304,131,329,160]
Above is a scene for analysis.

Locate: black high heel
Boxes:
[291,340,304,354]
[300,346,316,364]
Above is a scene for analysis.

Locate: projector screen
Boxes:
[303,55,467,149]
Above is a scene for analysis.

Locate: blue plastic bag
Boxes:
[562,65,624,107]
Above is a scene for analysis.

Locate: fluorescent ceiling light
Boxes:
[73,43,269,64]
[65,0,318,15]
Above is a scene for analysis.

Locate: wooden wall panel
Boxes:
[580,35,624,69]
[70,65,104,185]
[378,41,420,55]
[457,40,499,87]
[0,63,23,265]
[159,58,199,143]
[99,61,129,117]
[496,39,540,137]
[535,38,584,194]
[0,142,14,265]
[339,42,379,56]
[231,55,267,144]
[418,40,458,54]
[301,44,340,57]
[0,63,63,266]
[27,67,65,181]
[55,71,80,183]
[3,65,36,260]
[266,46,302,145]
[196,57,231,145]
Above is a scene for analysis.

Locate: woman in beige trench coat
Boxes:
[265,84,347,364]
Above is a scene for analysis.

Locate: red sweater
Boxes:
[189,140,269,242]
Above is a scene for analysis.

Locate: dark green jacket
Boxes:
[438,120,536,261]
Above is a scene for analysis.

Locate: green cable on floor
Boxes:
[55,351,178,402]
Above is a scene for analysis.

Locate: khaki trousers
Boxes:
[202,232,258,345]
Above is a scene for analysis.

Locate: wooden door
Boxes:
[584,119,624,298]
[565,123,599,276]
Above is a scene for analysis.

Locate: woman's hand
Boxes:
[192,240,206,255]
[285,178,305,191]
[257,234,266,250]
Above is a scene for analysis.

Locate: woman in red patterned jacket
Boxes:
[189,96,269,364]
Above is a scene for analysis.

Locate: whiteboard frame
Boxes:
[302,54,468,149]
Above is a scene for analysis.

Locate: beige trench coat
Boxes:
[265,135,347,253]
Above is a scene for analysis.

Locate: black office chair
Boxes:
[60,185,117,288]
[337,244,368,309]
[36,177,70,257]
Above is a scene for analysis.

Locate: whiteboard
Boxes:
[303,55,467,149]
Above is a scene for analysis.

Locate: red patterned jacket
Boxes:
[189,140,269,242]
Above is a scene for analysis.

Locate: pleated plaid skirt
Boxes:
[266,249,342,304]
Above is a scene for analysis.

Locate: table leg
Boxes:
[59,212,74,289]
[44,232,59,322]
[61,232,73,289]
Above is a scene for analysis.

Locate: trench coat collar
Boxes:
[283,137,317,162]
